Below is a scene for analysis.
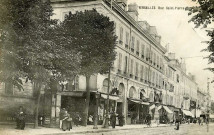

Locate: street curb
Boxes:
[44,125,172,135]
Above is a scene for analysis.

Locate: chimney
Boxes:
[181,62,186,73]
[127,3,138,21]
[138,21,150,31]
[155,35,161,43]
[116,0,127,10]
[168,53,176,60]
[148,26,157,39]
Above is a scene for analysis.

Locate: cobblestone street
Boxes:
[76,124,214,135]
[1,123,214,135]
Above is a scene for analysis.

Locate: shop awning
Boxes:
[182,110,194,117]
[149,104,155,110]
[129,99,140,104]
[163,106,173,114]
[101,94,119,100]
[129,99,150,105]
[196,110,202,118]
[140,101,150,105]
[157,105,162,110]
[210,114,214,119]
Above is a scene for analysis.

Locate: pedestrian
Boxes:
[118,114,125,126]
[62,110,72,131]
[146,113,152,127]
[75,113,81,126]
[198,117,201,125]
[110,111,117,128]
[154,107,159,127]
[174,114,182,130]
[59,108,65,129]
[15,106,26,130]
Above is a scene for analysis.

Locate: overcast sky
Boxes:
[127,0,214,98]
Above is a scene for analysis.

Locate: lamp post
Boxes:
[93,91,100,129]
[104,67,111,128]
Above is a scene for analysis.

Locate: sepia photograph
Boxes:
[0,0,213,134]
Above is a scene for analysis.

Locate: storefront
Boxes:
[159,106,173,124]
[127,99,140,124]
[182,109,194,122]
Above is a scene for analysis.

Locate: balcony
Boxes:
[135,76,138,80]
[136,51,139,56]
[131,48,134,52]
[141,55,144,59]
[124,71,127,75]
[118,69,122,74]
[125,44,128,49]
[119,40,123,45]
[183,94,190,100]
[146,57,149,61]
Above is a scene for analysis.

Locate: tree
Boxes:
[59,9,117,126]
[0,0,80,128]
[188,0,214,73]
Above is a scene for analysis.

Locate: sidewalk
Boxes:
[0,123,173,135]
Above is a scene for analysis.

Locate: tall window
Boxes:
[130,59,134,75]
[159,75,162,87]
[154,53,156,64]
[125,32,129,47]
[5,83,13,95]
[136,40,140,55]
[141,65,144,79]
[153,71,155,83]
[135,62,139,77]
[146,48,150,60]
[119,27,123,44]
[114,22,117,34]
[144,67,147,81]
[131,36,135,52]
[157,56,159,67]
[156,73,158,86]
[141,44,145,57]
[63,75,79,91]
[150,51,153,63]
[118,53,122,70]
[124,56,128,73]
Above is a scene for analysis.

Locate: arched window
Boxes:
[149,92,154,102]
[129,86,136,98]
[102,79,112,94]
[118,83,125,95]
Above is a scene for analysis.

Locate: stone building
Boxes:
[50,0,167,125]
[0,0,203,126]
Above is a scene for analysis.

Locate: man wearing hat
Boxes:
[59,108,66,129]
[175,114,182,130]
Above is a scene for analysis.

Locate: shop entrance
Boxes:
[61,95,85,126]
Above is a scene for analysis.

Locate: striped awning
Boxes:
[182,110,194,117]
[163,106,173,114]
[101,94,119,100]
[149,104,155,110]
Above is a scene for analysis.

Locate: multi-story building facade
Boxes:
[0,0,205,126]
[50,0,167,125]
[197,88,207,117]
[168,53,198,118]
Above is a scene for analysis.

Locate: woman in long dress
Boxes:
[62,111,71,131]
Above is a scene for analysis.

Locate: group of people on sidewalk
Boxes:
[59,108,82,131]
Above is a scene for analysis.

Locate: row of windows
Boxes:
[118,27,163,70]
[116,53,163,88]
